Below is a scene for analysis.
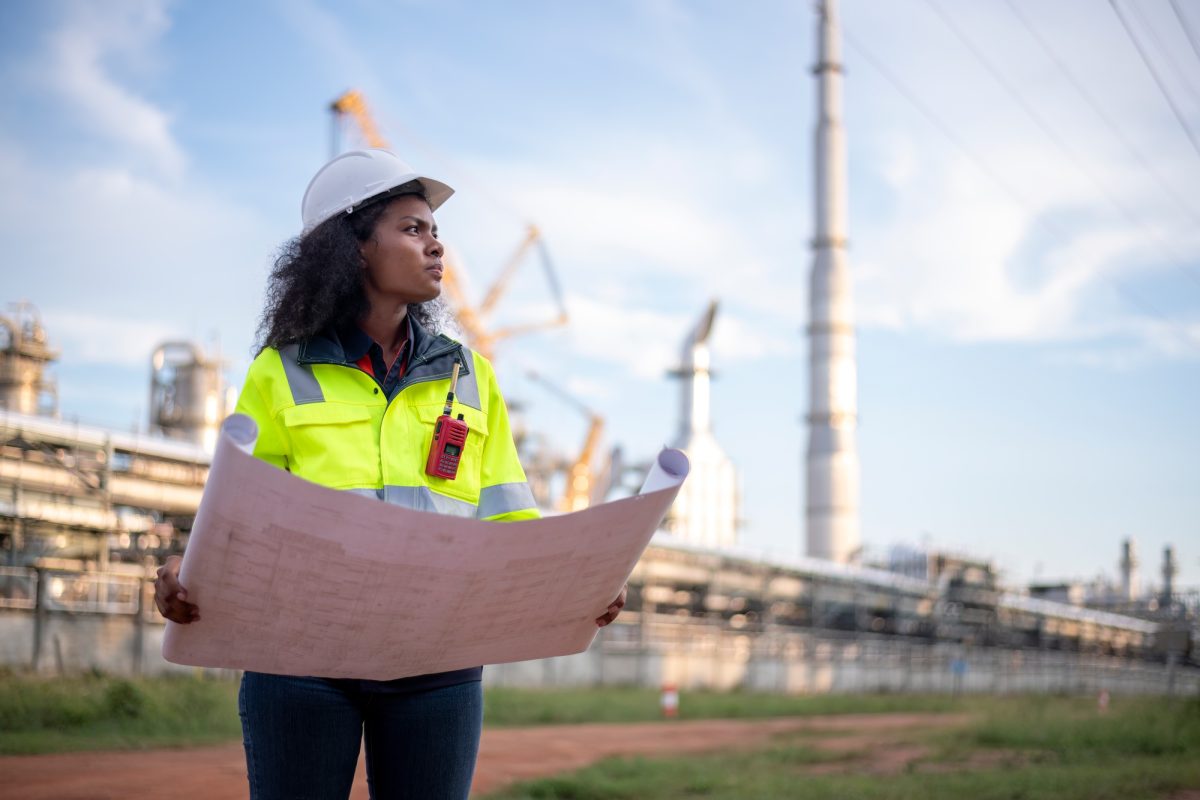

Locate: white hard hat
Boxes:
[300,149,454,232]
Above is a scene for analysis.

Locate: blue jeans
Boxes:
[238,672,483,800]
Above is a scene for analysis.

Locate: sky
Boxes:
[1,0,1197,592]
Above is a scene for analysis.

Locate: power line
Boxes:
[1170,0,1200,66]
[839,26,1200,352]
[925,0,1200,290]
[1109,0,1200,161]
[1003,0,1200,230]
[1127,0,1200,105]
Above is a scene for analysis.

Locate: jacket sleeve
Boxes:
[476,359,540,522]
[232,354,290,472]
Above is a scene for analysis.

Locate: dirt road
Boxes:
[0,713,968,799]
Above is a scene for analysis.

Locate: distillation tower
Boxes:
[149,342,236,452]
[668,300,738,549]
[0,304,59,417]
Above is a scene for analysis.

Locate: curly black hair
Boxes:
[255,194,447,354]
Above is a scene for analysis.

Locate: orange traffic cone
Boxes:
[660,682,679,718]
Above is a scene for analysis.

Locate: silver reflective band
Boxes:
[278,345,324,405]
[455,347,481,410]
[382,485,477,518]
[477,482,536,519]
[343,487,382,500]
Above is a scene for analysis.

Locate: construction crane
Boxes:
[329,90,387,153]
[525,370,607,512]
[328,90,569,361]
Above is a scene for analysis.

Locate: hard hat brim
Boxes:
[365,176,454,214]
[300,149,455,233]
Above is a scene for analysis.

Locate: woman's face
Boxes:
[359,194,444,305]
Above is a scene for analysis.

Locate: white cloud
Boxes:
[0,150,272,329]
[564,375,615,402]
[556,294,687,380]
[878,135,918,189]
[40,309,183,368]
[450,132,810,329]
[271,0,380,92]
[45,0,185,178]
[710,311,803,363]
[530,292,800,387]
[853,136,1200,354]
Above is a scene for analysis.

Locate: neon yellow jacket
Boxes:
[233,322,539,522]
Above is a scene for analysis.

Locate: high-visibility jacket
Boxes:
[233,321,539,522]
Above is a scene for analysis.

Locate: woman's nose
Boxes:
[428,237,443,257]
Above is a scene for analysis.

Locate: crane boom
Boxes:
[327,89,569,361]
[330,91,388,149]
[526,370,606,512]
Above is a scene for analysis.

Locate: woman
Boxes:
[154,149,627,800]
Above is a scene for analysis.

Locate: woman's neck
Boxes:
[359,301,409,353]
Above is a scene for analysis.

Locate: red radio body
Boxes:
[425,414,469,479]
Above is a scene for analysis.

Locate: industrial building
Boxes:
[1,0,1196,694]
[0,302,1193,689]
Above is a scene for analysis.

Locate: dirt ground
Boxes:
[0,712,970,799]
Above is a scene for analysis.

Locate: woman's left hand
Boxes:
[595,584,628,627]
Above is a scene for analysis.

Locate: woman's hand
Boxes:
[154,555,200,624]
[595,584,627,627]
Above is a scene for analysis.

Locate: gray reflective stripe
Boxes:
[383,485,477,518]
[278,344,324,405]
[477,482,536,518]
[455,347,481,410]
[343,487,383,500]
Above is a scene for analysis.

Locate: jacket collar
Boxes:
[296,315,466,373]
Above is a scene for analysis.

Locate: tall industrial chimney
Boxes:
[1119,538,1139,603]
[668,300,738,549]
[806,0,861,563]
[1161,545,1177,605]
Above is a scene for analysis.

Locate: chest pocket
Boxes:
[412,402,489,504]
[280,403,381,489]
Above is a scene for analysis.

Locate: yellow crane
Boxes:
[525,370,607,512]
[329,90,387,151]
[328,90,568,361]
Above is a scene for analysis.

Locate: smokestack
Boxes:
[805,0,861,563]
[1119,538,1139,603]
[1161,545,1177,605]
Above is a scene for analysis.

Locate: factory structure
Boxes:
[1,0,1196,693]
[664,300,739,550]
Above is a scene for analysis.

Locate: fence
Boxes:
[2,570,1197,696]
[0,566,36,610]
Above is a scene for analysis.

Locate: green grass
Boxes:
[483,695,1200,800]
[482,687,962,726]
[0,674,963,754]
[967,694,1200,758]
[485,755,1200,800]
[0,671,242,754]
[4,665,1197,800]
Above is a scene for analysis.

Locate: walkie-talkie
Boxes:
[425,362,469,480]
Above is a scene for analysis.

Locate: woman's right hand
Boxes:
[154,555,200,624]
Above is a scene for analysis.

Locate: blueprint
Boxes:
[162,414,688,680]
